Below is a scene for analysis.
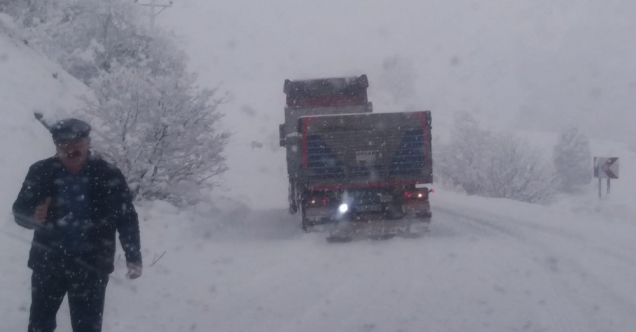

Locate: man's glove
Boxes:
[126,261,143,279]
[34,197,51,223]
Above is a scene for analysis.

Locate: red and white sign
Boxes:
[594,157,619,179]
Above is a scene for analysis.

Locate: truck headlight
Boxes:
[338,203,349,214]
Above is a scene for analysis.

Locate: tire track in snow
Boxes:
[432,206,636,331]
[98,205,636,332]
[431,209,590,332]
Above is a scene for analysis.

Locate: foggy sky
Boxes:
[162,0,635,137]
[158,0,636,207]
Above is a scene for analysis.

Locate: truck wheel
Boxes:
[387,203,405,220]
[288,180,298,214]
[419,211,432,222]
[301,204,310,232]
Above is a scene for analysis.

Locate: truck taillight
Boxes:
[404,190,428,199]
[308,196,330,206]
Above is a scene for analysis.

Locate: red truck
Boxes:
[279,75,433,239]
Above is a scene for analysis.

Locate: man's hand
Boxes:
[34,197,51,223]
[126,262,143,279]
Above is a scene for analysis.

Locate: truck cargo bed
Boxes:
[299,111,432,189]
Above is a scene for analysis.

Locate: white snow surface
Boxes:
[3,5,636,332]
[0,17,89,207]
[127,194,636,332]
[7,192,636,331]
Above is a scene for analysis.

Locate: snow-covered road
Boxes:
[4,191,636,332]
[108,192,636,332]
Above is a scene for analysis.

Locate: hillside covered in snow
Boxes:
[2,2,636,331]
[0,16,90,330]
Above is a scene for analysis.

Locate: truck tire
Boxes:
[386,203,406,220]
[301,203,310,232]
[288,180,298,214]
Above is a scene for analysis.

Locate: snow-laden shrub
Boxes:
[83,62,230,206]
[553,126,592,192]
[1,0,143,83]
[437,112,556,204]
[3,0,231,206]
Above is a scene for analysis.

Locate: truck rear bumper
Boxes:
[304,204,431,225]
[304,207,335,223]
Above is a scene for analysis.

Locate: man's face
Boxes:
[55,138,90,171]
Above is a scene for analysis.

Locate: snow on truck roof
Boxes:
[297,110,429,119]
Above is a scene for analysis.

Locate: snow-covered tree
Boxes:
[553,126,592,192]
[378,56,417,104]
[83,62,230,206]
[3,0,151,83]
[0,0,49,25]
[3,0,231,205]
[438,112,556,204]
[436,112,490,195]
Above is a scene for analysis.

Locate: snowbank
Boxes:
[519,130,636,220]
[0,19,89,209]
[0,19,91,330]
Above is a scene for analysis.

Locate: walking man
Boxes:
[13,118,143,332]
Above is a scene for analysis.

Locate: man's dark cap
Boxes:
[50,118,91,144]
